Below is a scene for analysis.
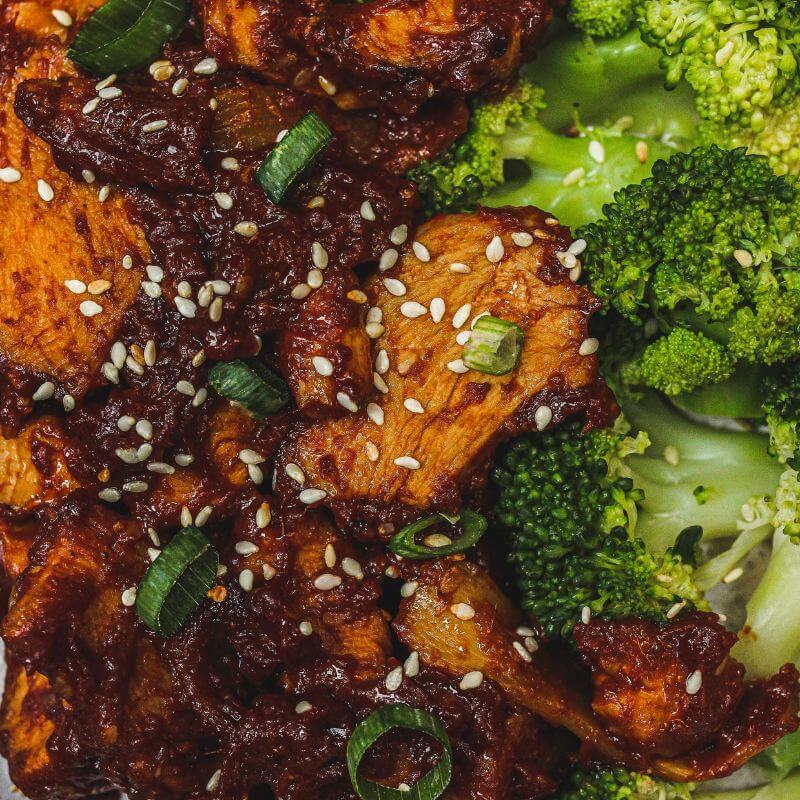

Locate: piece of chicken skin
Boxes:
[0,38,150,408]
[279,207,607,537]
[196,0,555,112]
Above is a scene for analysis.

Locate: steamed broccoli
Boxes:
[580,145,800,410]
[763,361,800,464]
[568,0,637,40]
[492,415,708,638]
[558,768,695,800]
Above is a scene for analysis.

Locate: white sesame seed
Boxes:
[524,636,539,653]
[379,249,399,272]
[82,97,100,115]
[452,303,471,329]
[141,281,162,299]
[295,700,313,714]
[83,169,96,184]
[451,603,475,620]
[588,140,605,164]
[50,7,73,25]
[144,340,156,366]
[312,241,329,269]
[511,232,534,247]
[125,355,144,376]
[109,342,126,369]
[447,359,469,374]
[300,488,327,504]
[314,573,341,590]
[375,350,390,375]
[455,331,470,346]
[142,119,168,133]
[568,238,587,256]
[206,770,221,792]
[234,221,258,237]
[256,502,271,529]
[62,394,75,412]
[373,372,389,393]
[102,363,120,384]
[360,201,376,221]
[80,300,103,317]
[399,651,420,678]
[209,297,223,322]
[117,415,135,432]
[385,565,399,579]
[686,670,703,695]
[390,225,408,245]
[516,626,535,638]
[307,269,324,289]
[366,403,385,426]
[404,398,424,414]
[733,249,754,268]
[145,264,164,282]
[235,541,259,556]
[412,241,431,262]
[175,453,194,466]
[312,356,334,376]
[365,441,380,461]
[513,641,532,662]
[383,278,406,297]
[398,301,425,320]
[534,406,553,431]
[32,381,55,402]
[394,456,420,470]
[65,279,86,294]
[248,464,264,484]
[366,322,385,339]
[176,380,195,396]
[342,558,364,580]
[562,167,586,186]
[299,621,313,636]
[98,488,121,503]
[285,463,306,485]
[137,443,152,461]
[324,543,337,568]
[318,75,337,95]
[291,283,311,300]
[460,671,483,690]
[663,445,680,466]
[239,569,255,592]
[121,587,137,607]
[172,77,189,96]
[424,533,452,547]
[123,481,148,493]
[449,262,470,274]
[213,191,233,210]
[263,563,276,580]
[366,307,383,324]
[486,235,504,263]
[194,57,218,75]
[399,580,418,598]
[0,167,21,183]
[174,297,197,318]
[723,567,744,584]
[97,185,111,202]
[336,392,358,413]
[581,606,592,624]
[37,179,54,202]
[715,40,735,67]
[221,157,239,171]
[135,419,153,440]
[385,665,404,691]
[147,462,175,474]
[180,506,193,527]
[579,337,599,356]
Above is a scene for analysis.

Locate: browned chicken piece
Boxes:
[280,207,605,536]
[0,38,150,407]
[0,656,116,800]
[574,616,800,782]
[196,0,555,112]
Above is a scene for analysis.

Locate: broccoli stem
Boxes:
[696,775,800,800]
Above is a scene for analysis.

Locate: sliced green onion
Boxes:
[208,359,289,418]
[135,526,218,637]
[68,0,190,76]
[461,316,524,376]
[347,705,452,800]
[257,112,333,204]
[388,510,487,560]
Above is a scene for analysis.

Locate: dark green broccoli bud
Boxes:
[492,417,707,639]
[558,768,695,800]
[568,0,637,39]
[762,361,800,463]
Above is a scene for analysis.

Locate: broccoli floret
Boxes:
[568,0,638,39]
[762,361,800,463]
[558,768,695,800]
[580,145,800,408]
[492,415,708,638]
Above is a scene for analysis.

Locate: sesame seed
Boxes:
[394,456,420,470]
[452,303,471,329]
[375,350,390,374]
[715,40,735,67]
[239,569,255,592]
[663,445,680,466]
[144,340,156,366]
[412,241,430,262]
[291,283,311,300]
[686,670,703,695]
[723,567,744,584]
[383,278,406,297]
[318,75,337,95]
[360,201,376,221]
[206,770,222,792]
[275,129,289,142]
[447,359,468,374]
[117,415,136,432]
[82,97,100,115]
[455,331,470,346]
[83,169,96,184]
[562,167,586,186]
[336,392,358,413]
[300,488,327,504]
[379,249,399,272]
[285,463,306,485]
[312,241,328,269]
[534,406,553,431]
[511,232,534,247]
[347,289,367,304]
[324,543,336,568]
[588,140,605,164]
[125,355,144,376]
[235,541,259,556]
[121,587,137,606]
[123,481,148,493]
[147,462,175,474]
[449,262,470,274]
[234,221,257,237]
[87,279,111,295]
[667,601,687,620]
[0,167,21,183]
[400,301,427,319]
[213,192,233,210]
[367,307,383,324]
[62,394,75,412]
[516,626,535,637]
[98,487,121,503]
[180,506,193,527]
[451,603,475,620]
[102,363,120,384]
[524,636,539,653]
[390,225,408,245]
[65,279,86,294]
[486,235,504,263]
[98,185,111,202]
[314,573,341,590]
[400,581,418,598]
[581,606,591,624]
[263,564,276,580]
[141,281,162,299]
[256,502,271,528]
[308,195,325,209]
[176,380,195,396]
[579,337,599,356]
[460,671,483,690]
[37,179,54,202]
[307,269,324,289]
[373,372,389,393]
[367,403,385,426]
[312,356,334,376]
[175,453,194,466]
[568,238,587,256]
[135,419,153,440]
[636,141,649,163]
[365,441,380,461]
[51,7,73,25]
[341,557,364,580]
[403,650,419,678]
[733,249,754,268]
[142,119,168,133]
[194,57,218,75]
[209,297,223,322]
[295,700,312,714]
[248,464,264,484]
[299,621,313,635]
[146,264,164,282]
[172,77,189,96]
[221,157,239,171]
[385,565,399,579]
[32,381,55,402]
[385,665,403,691]
[404,398,424,414]
[513,641,532,662]
[80,300,103,317]
[174,297,197,318]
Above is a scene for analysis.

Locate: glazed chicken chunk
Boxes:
[280,207,603,535]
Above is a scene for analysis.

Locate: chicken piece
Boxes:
[574,616,800,782]
[0,39,150,405]
[280,207,605,536]
[196,0,555,112]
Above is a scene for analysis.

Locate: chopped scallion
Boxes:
[257,112,333,204]
[388,510,487,560]
[347,704,452,800]
[461,316,524,376]
[208,359,289,418]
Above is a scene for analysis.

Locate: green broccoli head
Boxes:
[762,361,800,464]
[492,416,708,639]
[568,0,638,39]
[580,145,800,401]
[558,768,695,800]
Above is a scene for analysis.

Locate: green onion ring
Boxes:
[388,510,487,560]
[347,704,452,800]
[208,359,289,418]
[462,315,525,376]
